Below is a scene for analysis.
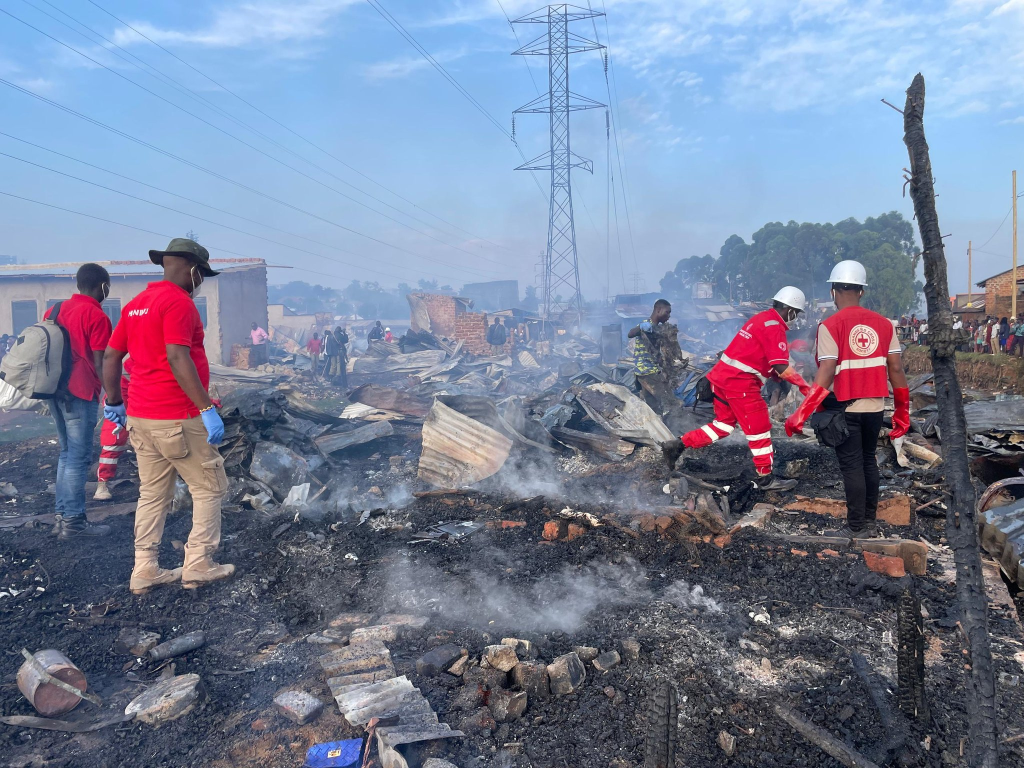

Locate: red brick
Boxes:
[654,516,674,533]
[712,534,732,549]
[790,549,809,557]
[638,514,657,533]
[542,520,566,541]
[566,523,585,541]
[877,496,912,526]
[821,549,840,557]
[863,551,906,578]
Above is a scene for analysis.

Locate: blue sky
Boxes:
[0,0,1022,302]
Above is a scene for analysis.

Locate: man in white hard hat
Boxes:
[662,286,811,491]
[784,260,909,538]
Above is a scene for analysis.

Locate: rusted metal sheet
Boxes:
[352,350,446,374]
[315,421,394,455]
[418,401,512,488]
[575,383,675,446]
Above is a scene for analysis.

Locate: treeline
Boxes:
[660,212,922,317]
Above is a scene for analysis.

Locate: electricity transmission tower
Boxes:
[512,4,604,320]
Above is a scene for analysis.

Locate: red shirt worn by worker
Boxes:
[44,294,112,402]
[816,306,899,407]
[108,281,209,420]
[706,307,791,392]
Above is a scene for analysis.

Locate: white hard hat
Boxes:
[827,260,868,286]
[385,327,391,331]
[772,286,806,313]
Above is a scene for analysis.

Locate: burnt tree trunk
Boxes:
[902,73,998,767]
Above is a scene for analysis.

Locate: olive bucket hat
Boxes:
[149,238,220,277]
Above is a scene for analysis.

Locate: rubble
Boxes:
[273,690,324,724]
[488,688,527,722]
[113,628,161,657]
[416,644,466,677]
[546,652,586,695]
[481,644,519,672]
[124,674,202,725]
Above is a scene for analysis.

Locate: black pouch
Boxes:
[695,376,713,403]
[809,393,851,448]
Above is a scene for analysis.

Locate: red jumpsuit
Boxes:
[98,359,132,483]
[681,308,791,475]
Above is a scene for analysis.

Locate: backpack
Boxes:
[0,301,72,399]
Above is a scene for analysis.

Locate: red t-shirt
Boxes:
[707,308,790,391]
[45,294,111,402]
[108,281,209,420]
[306,338,322,355]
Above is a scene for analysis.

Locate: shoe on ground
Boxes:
[660,439,685,469]
[755,475,798,492]
[853,521,879,539]
[58,515,111,538]
[93,481,112,501]
[130,561,182,595]
[182,557,235,589]
[826,524,876,539]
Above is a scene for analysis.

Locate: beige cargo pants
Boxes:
[127,415,228,561]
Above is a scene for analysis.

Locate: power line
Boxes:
[363,0,549,204]
[977,206,1013,252]
[590,0,639,273]
[82,0,515,253]
[0,188,472,285]
[0,77,503,275]
[2,6,511,267]
[19,0,505,260]
[0,148,503,282]
[494,0,541,97]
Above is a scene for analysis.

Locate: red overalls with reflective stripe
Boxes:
[98,359,133,482]
[682,308,790,475]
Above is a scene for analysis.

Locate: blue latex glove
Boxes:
[639,321,653,332]
[201,408,225,445]
[104,402,127,428]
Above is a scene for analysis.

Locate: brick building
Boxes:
[977,267,1024,319]
[407,292,513,355]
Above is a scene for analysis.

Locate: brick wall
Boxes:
[984,269,1024,319]
[409,292,512,355]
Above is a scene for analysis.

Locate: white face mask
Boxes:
[190,266,203,297]
[101,283,110,301]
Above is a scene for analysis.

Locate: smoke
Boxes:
[663,580,723,613]
[384,552,650,634]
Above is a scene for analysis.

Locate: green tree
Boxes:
[660,212,921,315]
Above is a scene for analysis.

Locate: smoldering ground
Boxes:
[382,551,725,634]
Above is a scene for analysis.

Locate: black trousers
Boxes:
[832,410,883,530]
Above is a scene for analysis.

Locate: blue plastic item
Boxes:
[304,739,362,768]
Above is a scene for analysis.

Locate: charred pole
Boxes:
[512,4,605,321]
[901,73,998,768]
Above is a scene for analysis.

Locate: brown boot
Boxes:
[182,553,235,589]
[130,552,182,595]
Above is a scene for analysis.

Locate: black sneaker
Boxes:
[660,440,685,469]
[825,525,857,539]
[854,522,879,539]
[754,475,798,492]
[58,516,111,538]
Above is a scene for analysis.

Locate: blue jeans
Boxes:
[52,394,99,520]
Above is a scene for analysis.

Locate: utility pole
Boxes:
[512,4,605,321]
[1013,170,1018,319]
[967,240,972,308]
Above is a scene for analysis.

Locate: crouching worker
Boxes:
[784,261,909,538]
[103,238,234,594]
[661,287,811,491]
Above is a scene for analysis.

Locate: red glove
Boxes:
[890,387,910,440]
[779,365,812,396]
[784,384,830,436]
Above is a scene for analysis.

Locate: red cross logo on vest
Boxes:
[849,324,879,357]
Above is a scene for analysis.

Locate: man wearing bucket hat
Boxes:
[784,260,909,538]
[662,286,811,491]
[102,238,234,594]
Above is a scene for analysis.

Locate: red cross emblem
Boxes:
[849,324,879,356]
[855,331,872,350]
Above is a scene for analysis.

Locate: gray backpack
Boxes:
[0,301,72,399]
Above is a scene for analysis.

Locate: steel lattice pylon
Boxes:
[512,4,604,320]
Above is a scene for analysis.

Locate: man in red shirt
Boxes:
[103,238,231,595]
[785,261,909,538]
[662,287,811,491]
[45,263,113,538]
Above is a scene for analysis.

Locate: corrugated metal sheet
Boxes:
[418,400,512,488]
[575,382,675,446]
[351,350,446,374]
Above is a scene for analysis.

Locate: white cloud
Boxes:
[998,115,1024,124]
[362,47,470,80]
[0,59,55,93]
[112,0,360,49]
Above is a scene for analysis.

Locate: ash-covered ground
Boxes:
[1,434,1023,768]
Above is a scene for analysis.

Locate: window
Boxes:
[194,296,208,327]
[11,300,37,335]
[103,299,121,328]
